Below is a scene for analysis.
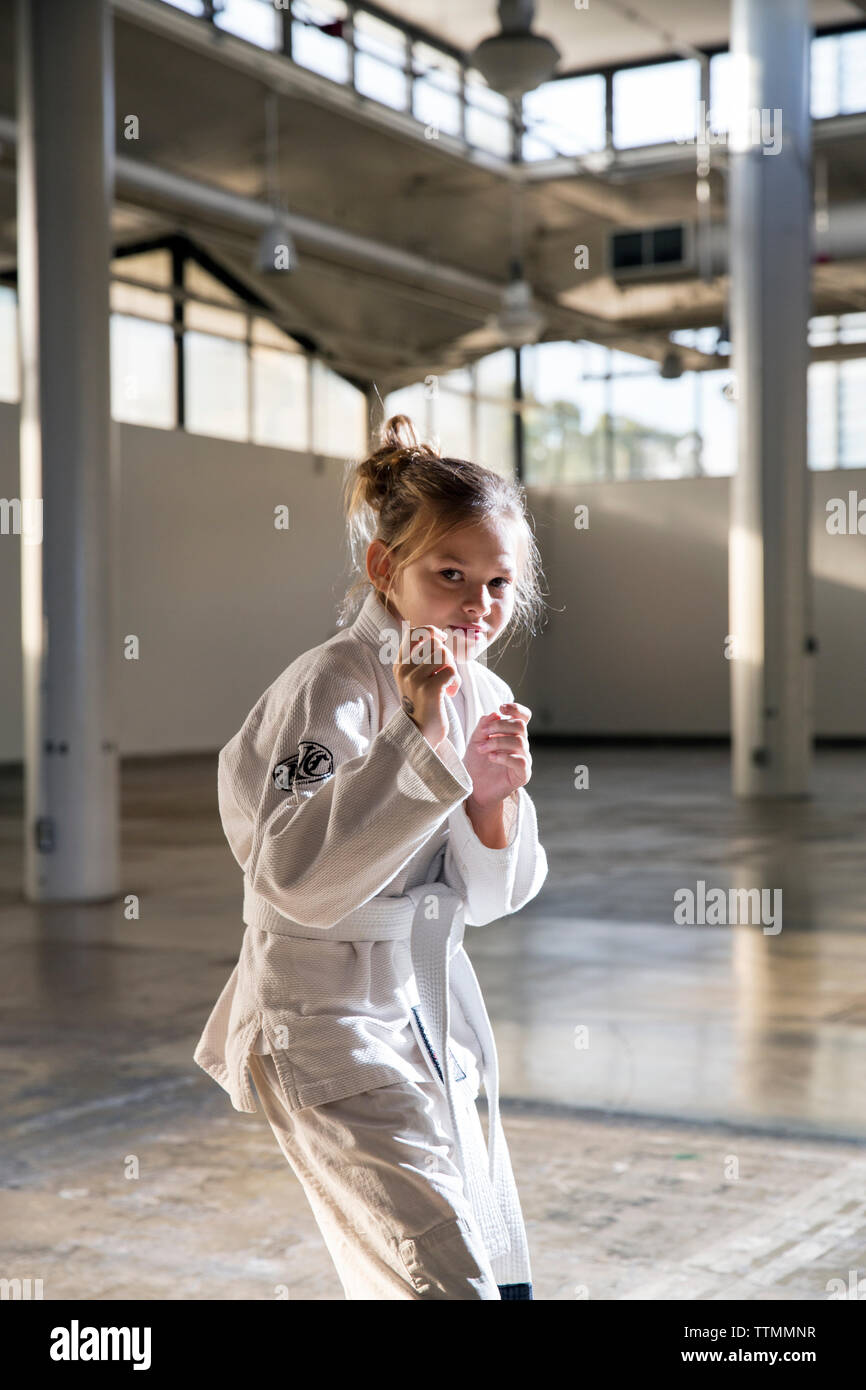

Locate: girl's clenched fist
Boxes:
[462,702,533,809]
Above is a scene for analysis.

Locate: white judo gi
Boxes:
[194,586,549,1296]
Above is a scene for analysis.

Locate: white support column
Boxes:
[16,0,120,899]
[728,0,813,798]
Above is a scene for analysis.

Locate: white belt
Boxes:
[243,874,414,940]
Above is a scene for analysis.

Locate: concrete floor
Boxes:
[2,744,865,1301]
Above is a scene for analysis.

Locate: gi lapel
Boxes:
[444,649,483,755]
[444,692,463,756]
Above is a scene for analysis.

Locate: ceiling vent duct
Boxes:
[608,223,699,284]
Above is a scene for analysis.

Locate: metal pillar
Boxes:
[513,346,524,482]
[171,240,186,429]
[728,0,813,798]
[16,0,120,899]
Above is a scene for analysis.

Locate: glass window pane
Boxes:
[522,73,606,160]
[185,331,248,440]
[839,312,866,344]
[465,71,511,157]
[292,0,350,84]
[412,45,461,136]
[670,327,720,354]
[610,369,696,478]
[413,43,459,92]
[609,346,649,376]
[353,10,404,61]
[838,31,866,114]
[522,341,608,484]
[110,315,175,428]
[808,315,838,347]
[252,345,309,450]
[477,401,514,478]
[353,9,407,109]
[812,31,866,117]
[215,0,280,49]
[839,358,866,465]
[465,71,509,115]
[110,249,171,288]
[522,340,584,403]
[432,387,472,459]
[312,359,366,458]
[708,51,734,133]
[613,59,701,148]
[808,361,837,470]
[521,131,556,161]
[413,80,461,135]
[0,286,19,402]
[524,397,605,483]
[110,282,174,323]
[811,35,839,118]
[520,339,736,482]
[163,0,203,14]
[355,52,408,110]
[466,106,510,156]
[697,370,736,476]
[694,326,721,354]
[439,367,472,394]
[383,383,430,437]
[577,340,609,377]
[476,347,515,398]
[185,301,247,339]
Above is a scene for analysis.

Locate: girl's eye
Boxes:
[439,569,511,589]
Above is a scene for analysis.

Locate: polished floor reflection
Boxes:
[491,743,866,1139]
[1,744,864,1300]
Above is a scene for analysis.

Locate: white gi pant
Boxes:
[248,1048,512,1300]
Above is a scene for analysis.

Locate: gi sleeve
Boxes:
[218,663,474,930]
[437,678,548,928]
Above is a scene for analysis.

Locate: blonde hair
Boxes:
[338,414,546,653]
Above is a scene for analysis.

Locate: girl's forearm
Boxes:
[464,795,509,849]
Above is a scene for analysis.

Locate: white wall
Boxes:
[1,401,864,760]
[519,473,866,737]
[0,404,357,760]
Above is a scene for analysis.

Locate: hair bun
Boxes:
[379,413,421,455]
[359,414,440,509]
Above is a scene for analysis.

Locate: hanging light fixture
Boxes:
[256,90,298,275]
[470,0,560,99]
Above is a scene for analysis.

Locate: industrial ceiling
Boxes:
[0,0,865,392]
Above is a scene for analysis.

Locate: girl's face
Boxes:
[367,515,522,662]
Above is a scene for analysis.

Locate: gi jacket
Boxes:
[193,586,548,1280]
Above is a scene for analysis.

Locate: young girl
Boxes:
[194,414,549,1300]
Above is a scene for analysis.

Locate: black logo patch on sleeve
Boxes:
[273,740,334,793]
